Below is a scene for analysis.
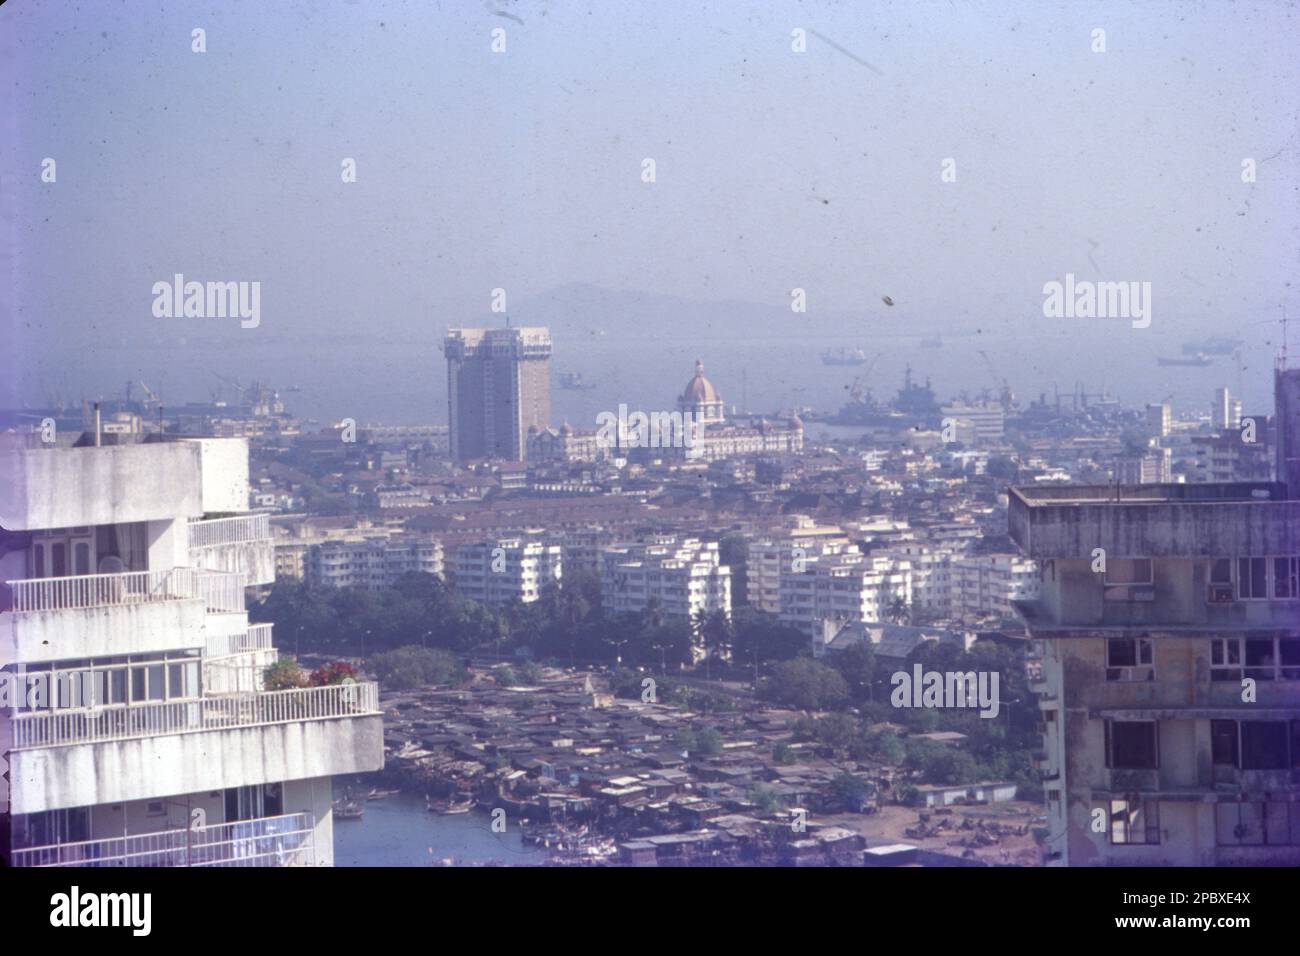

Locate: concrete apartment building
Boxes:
[305,536,443,591]
[600,537,731,621]
[872,544,1038,623]
[778,549,912,639]
[451,537,562,607]
[0,433,383,866]
[746,517,854,614]
[1009,368,1300,865]
[445,326,552,462]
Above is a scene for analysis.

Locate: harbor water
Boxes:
[331,786,549,867]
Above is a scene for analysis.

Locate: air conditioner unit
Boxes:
[1207,584,1234,604]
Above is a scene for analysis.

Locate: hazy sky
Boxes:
[2,0,1297,415]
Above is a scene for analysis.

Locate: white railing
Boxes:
[205,622,274,657]
[8,681,379,750]
[11,812,315,867]
[188,514,272,549]
[196,569,246,613]
[4,568,245,614]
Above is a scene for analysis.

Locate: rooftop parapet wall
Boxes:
[0,440,202,531]
[1008,483,1299,558]
[0,437,250,531]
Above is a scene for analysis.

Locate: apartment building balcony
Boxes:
[10,811,316,868]
[203,624,277,694]
[4,683,384,814]
[188,514,275,586]
[205,622,274,657]
[0,568,244,665]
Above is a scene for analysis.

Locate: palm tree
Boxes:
[886,595,911,626]
[694,609,734,681]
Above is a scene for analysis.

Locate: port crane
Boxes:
[977,349,1015,410]
[848,352,883,403]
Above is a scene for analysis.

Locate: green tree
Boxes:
[828,642,877,703]
[760,658,850,711]
[829,772,875,811]
[368,646,466,690]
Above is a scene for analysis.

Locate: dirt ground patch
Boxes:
[819,800,1044,866]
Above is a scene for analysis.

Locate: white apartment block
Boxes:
[778,549,912,638]
[948,554,1041,621]
[747,518,853,614]
[0,433,383,867]
[305,537,443,591]
[601,537,731,621]
[871,545,1039,623]
[451,537,562,607]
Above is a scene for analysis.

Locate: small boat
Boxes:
[333,800,364,820]
[365,788,400,801]
[427,795,475,814]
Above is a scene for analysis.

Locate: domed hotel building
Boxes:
[673,359,803,462]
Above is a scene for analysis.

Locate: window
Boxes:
[1211,638,1242,681]
[1104,559,1154,602]
[1284,640,1300,681]
[1105,559,1153,585]
[1237,557,1269,599]
[1274,557,1299,599]
[1211,719,1238,767]
[1208,558,1234,603]
[1241,721,1288,770]
[1106,721,1159,770]
[1245,639,1278,681]
[1106,638,1154,681]
[1216,637,1300,682]
[1109,797,1160,845]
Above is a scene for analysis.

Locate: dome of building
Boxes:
[682,359,722,404]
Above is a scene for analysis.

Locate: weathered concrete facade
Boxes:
[1013,481,1300,866]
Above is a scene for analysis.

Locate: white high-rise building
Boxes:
[1146,402,1172,439]
[305,537,443,591]
[0,433,383,867]
[778,548,912,638]
[601,537,731,621]
[746,518,853,614]
[947,554,1040,621]
[451,537,562,607]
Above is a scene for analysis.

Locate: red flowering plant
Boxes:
[309,660,360,687]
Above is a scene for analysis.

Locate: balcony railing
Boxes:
[205,622,274,657]
[188,514,272,549]
[4,568,245,614]
[7,681,380,750]
[11,811,315,867]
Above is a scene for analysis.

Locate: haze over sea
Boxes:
[6,2,1295,422]
[34,280,1277,430]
